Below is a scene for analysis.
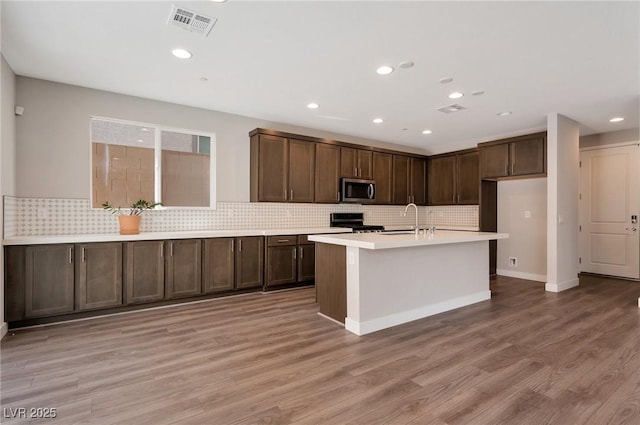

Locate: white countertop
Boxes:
[3,227,351,246]
[309,230,508,250]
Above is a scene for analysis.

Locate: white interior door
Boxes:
[579,144,640,279]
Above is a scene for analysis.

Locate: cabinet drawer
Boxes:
[267,235,297,246]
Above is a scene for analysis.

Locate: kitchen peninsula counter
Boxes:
[309,230,509,336]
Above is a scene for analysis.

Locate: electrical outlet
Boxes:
[524,210,531,218]
[508,257,517,267]
[37,207,49,219]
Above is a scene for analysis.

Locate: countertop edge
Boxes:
[308,231,509,249]
[3,227,352,246]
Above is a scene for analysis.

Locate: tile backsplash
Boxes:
[3,197,478,237]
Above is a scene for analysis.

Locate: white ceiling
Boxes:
[2,1,638,154]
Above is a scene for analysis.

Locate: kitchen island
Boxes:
[309,230,509,336]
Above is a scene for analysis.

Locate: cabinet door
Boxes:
[75,242,123,311]
[373,152,393,204]
[411,158,427,206]
[511,136,545,176]
[340,147,358,178]
[24,244,75,318]
[428,155,457,205]
[480,144,509,178]
[124,241,164,304]
[236,237,264,289]
[457,151,480,205]
[165,239,202,299]
[298,243,315,282]
[358,150,373,179]
[289,139,315,202]
[203,238,235,294]
[257,134,288,202]
[315,143,340,203]
[266,245,297,287]
[392,155,411,204]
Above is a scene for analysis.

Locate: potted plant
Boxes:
[102,199,162,235]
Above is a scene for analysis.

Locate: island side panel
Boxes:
[346,241,490,335]
[315,243,347,323]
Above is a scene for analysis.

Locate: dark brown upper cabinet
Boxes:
[250,132,314,203]
[315,143,341,203]
[479,132,546,180]
[341,147,373,179]
[393,155,427,205]
[428,149,479,206]
[373,152,393,204]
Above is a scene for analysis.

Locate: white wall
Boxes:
[1,56,15,197]
[547,114,580,292]
[497,178,547,281]
[15,77,425,202]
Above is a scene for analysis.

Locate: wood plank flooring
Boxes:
[1,275,640,424]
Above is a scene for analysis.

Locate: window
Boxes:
[90,117,216,209]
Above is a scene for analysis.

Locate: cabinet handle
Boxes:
[511,161,515,175]
[290,189,293,200]
[278,239,289,243]
[337,191,340,202]
[82,247,86,263]
[283,189,287,200]
[300,247,304,259]
[354,167,358,177]
[238,239,242,252]
[231,239,234,252]
[504,163,508,175]
[160,244,164,257]
[293,248,297,260]
[170,242,174,257]
[457,194,460,204]
[69,247,73,264]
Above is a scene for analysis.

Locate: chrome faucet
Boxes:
[403,203,419,235]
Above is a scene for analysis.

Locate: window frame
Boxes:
[89,116,217,210]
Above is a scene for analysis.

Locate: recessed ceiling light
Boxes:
[376,65,394,75]
[471,90,485,96]
[422,129,433,135]
[448,92,464,99]
[610,117,624,122]
[141,128,149,132]
[210,0,227,2]
[497,111,512,117]
[172,48,192,59]
[137,139,144,143]
[373,118,384,124]
[307,103,320,109]
[398,61,414,69]
[439,77,453,84]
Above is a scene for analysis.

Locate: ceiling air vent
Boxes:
[437,104,467,114]
[168,5,217,36]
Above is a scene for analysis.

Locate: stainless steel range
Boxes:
[330,213,385,233]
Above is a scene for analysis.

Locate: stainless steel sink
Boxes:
[379,230,417,235]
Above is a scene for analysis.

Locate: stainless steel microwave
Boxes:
[340,178,376,203]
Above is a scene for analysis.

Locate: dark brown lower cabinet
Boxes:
[315,243,346,323]
[265,235,316,289]
[202,236,264,293]
[24,244,75,318]
[298,243,315,282]
[124,241,165,304]
[236,237,264,289]
[165,239,202,299]
[75,242,123,310]
[266,244,298,287]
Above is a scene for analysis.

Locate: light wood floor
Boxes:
[2,275,640,424]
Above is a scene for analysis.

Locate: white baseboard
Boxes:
[345,290,491,336]
[1,322,8,340]
[545,278,580,292]
[496,269,547,282]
